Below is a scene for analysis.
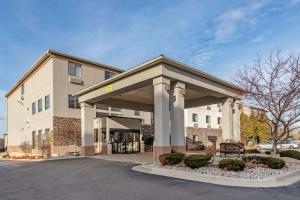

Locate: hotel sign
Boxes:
[106,85,113,92]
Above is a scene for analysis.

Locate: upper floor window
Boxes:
[105,71,115,80]
[218,117,222,125]
[45,95,50,110]
[68,95,80,109]
[134,110,141,116]
[207,105,211,110]
[32,102,36,115]
[38,98,42,112]
[21,84,25,95]
[68,62,81,77]
[192,113,198,122]
[111,107,121,112]
[206,115,211,123]
[94,129,99,143]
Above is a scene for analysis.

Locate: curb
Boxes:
[132,165,300,188]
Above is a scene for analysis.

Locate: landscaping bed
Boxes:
[145,152,300,180]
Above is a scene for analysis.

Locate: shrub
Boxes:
[20,140,32,157]
[219,159,246,171]
[183,155,211,169]
[280,150,300,160]
[245,149,260,154]
[265,151,271,155]
[159,152,185,166]
[265,150,279,155]
[0,152,9,159]
[243,156,285,169]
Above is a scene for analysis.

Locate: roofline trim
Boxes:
[75,55,245,97]
[5,49,124,97]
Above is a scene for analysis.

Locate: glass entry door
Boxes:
[110,129,140,154]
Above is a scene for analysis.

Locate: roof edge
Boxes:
[75,55,245,97]
[5,49,124,97]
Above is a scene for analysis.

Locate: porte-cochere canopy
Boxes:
[75,55,244,161]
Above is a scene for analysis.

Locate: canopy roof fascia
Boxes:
[76,55,244,98]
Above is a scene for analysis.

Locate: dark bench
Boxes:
[220,143,245,157]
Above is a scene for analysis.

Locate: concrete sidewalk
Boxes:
[90,152,153,164]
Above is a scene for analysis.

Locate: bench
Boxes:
[220,143,245,157]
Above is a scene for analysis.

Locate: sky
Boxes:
[1,0,300,135]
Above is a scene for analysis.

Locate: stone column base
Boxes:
[99,144,107,155]
[153,146,171,162]
[140,142,145,153]
[107,143,112,154]
[171,145,186,154]
[81,146,95,156]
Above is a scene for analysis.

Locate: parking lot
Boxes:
[0,158,299,200]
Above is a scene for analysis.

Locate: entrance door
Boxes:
[110,129,140,154]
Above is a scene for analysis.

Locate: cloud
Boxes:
[214,8,246,42]
[214,0,267,43]
[289,0,300,4]
[251,31,272,43]
[188,47,216,67]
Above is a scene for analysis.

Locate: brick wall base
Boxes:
[7,146,43,156]
[81,146,95,156]
[186,127,222,150]
[52,116,81,155]
[52,145,81,155]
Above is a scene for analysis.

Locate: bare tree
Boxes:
[20,140,32,157]
[234,50,300,152]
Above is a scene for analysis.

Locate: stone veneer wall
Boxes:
[186,127,223,149]
[52,116,81,155]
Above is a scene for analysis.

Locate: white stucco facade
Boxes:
[6,50,152,155]
[184,104,223,130]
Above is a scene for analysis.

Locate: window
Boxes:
[134,110,141,116]
[218,117,222,125]
[68,62,81,77]
[206,115,211,123]
[105,71,115,80]
[38,98,42,112]
[32,102,36,114]
[207,105,211,110]
[38,130,42,149]
[45,128,50,139]
[101,128,107,142]
[45,95,50,110]
[192,135,197,143]
[32,131,36,149]
[217,103,222,108]
[68,95,80,109]
[21,84,24,95]
[192,113,198,122]
[67,131,75,145]
[94,129,99,143]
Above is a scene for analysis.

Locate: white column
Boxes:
[140,134,145,153]
[221,98,233,141]
[233,100,241,142]
[106,118,112,154]
[80,102,96,156]
[170,81,186,153]
[153,76,171,162]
